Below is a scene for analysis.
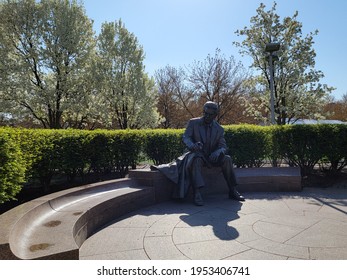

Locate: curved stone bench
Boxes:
[129,167,302,195]
[0,178,155,260]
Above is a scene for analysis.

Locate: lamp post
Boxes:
[265,42,280,125]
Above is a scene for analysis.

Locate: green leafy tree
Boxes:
[0,0,95,128]
[95,20,161,129]
[234,2,334,124]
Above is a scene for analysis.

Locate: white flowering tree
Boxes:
[234,2,334,124]
[95,20,161,129]
[0,0,96,128]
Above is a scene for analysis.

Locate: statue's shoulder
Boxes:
[187,117,203,126]
[212,120,222,127]
[213,120,224,132]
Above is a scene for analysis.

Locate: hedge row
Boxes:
[272,124,347,175]
[0,130,26,203]
[1,124,347,203]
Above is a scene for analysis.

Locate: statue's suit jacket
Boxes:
[182,117,227,155]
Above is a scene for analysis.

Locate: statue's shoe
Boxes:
[229,189,245,201]
[194,191,204,206]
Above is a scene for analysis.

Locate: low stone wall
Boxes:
[0,179,155,260]
[129,167,302,197]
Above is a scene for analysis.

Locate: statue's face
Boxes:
[203,107,217,124]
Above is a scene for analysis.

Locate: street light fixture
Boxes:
[265,42,281,53]
[265,42,280,125]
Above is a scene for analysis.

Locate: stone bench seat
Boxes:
[129,166,302,195]
[0,178,155,260]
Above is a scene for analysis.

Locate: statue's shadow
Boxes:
[177,200,242,241]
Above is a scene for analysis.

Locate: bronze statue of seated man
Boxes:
[153,101,245,206]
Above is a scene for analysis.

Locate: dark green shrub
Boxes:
[272,125,323,175]
[225,125,271,167]
[111,130,144,175]
[85,131,114,175]
[316,124,347,173]
[17,129,89,190]
[54,130,89,182]
[84,130,144,177]
[143,129,185,165]
[0,129,26,203]
[24,130,62,191]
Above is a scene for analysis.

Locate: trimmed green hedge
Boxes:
[272,125,347,175]
[272,125,323,175]
[23,129,145,190]
[1,124,347,203]
[0,129,26,203]
[312,124,347,173]
[225,125,272,168]
[143,129,185,165]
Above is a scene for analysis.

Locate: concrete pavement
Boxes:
[79,187,347,260]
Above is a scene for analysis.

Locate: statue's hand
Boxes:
[190,142,203,152]
[209,149,223,162]
[209,150,221,162]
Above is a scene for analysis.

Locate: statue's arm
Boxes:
[182,120,196,150]
[214,128,228,154]
[209,129,228,162]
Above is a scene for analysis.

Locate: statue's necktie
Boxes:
[205,125,211,155]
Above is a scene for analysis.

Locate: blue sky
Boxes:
[83,0,347,100]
